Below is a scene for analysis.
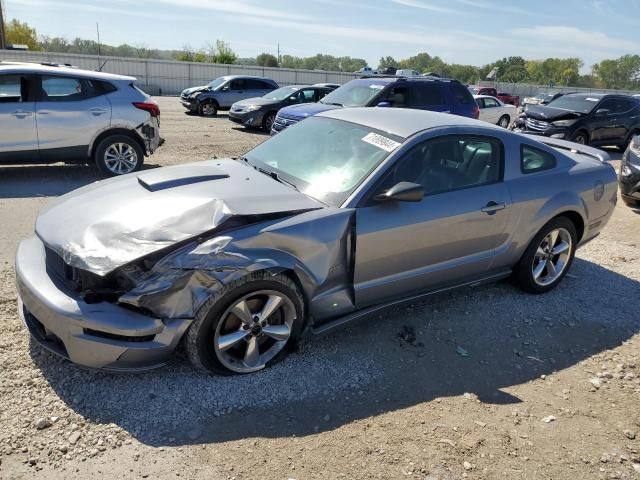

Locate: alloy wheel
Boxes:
[201,103,216,116]
[531,228,573,286]
[103,143,138,175]
[264,114,275,131]
[214,290,296,373]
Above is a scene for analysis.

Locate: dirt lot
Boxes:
[0,97,639,480]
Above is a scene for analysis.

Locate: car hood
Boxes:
[35,160,322,276]
[278,102,341,119]
[182,85,208,96]
[233,97,279,108]
[525,105,582,121]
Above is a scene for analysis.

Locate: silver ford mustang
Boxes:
[16,108,617,375]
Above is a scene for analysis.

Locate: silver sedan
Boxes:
[16,108,617,374]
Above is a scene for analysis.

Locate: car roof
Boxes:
[221,75,275,81]
[473,95,500,100]
[0,62,136,81]
[563,92,607,99]
[317,107,494,138]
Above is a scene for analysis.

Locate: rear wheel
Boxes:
[185,271,304,375]
[94,135,144,176]
[199,100,218,117]
[513,217,577,294]
[572,130,589,146]
[498,115,510,128]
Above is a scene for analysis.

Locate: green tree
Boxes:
[6,19,40,50]
[256,53,279,67]
[377,56,398,70]
[208,40,237,64]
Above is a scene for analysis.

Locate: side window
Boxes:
[521,144,556,174]
[260,80,276,90]
[317,89,330,101]
[407,84,445,107]
[386,86,407,107]
[300,89,316,102]
[376,136,503,197]
[40,76,93,102]
[597,98,617,114]
[246,79,269,90]
[484,98,500,108]
[230,79,246,90]
[476,98,485,109]
[0,75,26,103]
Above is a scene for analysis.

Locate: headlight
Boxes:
[621,164,632,177]
[630,139,640,156]
[552,119,578,127]
[245,105,261,112]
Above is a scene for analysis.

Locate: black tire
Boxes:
[622,197,640,208]
[572,130,589,146]
[498,115,510,128]
[513,217,578,294]
[198,100,218,117]
[94,134,144,176]
[185,271,305,375]
[262,112,276,132]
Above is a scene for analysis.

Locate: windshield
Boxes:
[263,86,299,101]
[207,78,227,89]
[244,117,404,206]
[546,95,599,114]
[320,81,387,107]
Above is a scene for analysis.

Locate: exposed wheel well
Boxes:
[200,98,219,106]
[554,211,585,242]
[272,268,312,326]
[573,129,589,141]
[90,129,145,159]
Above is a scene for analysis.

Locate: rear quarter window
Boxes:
[521,144,556,174]
[450,82,475,105]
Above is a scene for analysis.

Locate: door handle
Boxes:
[481,201,506,215]
[89,107,108,115]
[12,110,32,118]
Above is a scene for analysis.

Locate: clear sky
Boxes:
[4,0,639,71]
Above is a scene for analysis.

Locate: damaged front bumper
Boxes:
[15,236,191,372]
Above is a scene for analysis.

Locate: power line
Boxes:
[0,0,7,49]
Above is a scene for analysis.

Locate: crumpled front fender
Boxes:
[119,208,355,321]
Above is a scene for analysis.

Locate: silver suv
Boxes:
[0,62,162,176]
[180,75,278,117]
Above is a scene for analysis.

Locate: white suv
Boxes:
[0,62,162,176]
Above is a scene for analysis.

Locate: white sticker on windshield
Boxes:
[369,84,385,90]
[585,98,599,102]
[362,132,401,152]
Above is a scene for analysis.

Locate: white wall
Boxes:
[1,50,359,95]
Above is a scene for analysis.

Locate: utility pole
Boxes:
[0,0,7,50]
[277,42,280,66]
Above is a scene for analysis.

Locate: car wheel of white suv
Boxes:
[94,135,144,176]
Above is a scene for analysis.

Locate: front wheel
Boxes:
[199,100,218,117]
[262,112,276,132]
[185,272,304,375]
[513,217,577,294]
[94,135,144,176]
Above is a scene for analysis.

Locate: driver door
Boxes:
[354,135,512,308]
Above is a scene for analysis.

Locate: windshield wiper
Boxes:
[321,102,344,107]
[257,167,299,191]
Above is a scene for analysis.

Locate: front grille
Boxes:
[44,246,118,295]
[525,118,551,132]
[273,115,299,132]
[44,246,78,291]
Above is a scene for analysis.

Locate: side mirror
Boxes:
[595,108,610,116]
[221,85,230,91]
[375,182,424,202]
[377,101,392,108]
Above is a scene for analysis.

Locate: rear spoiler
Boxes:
[521,133,610,162]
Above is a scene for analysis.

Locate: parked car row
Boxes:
[511,92,640,150]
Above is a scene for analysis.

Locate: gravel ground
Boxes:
[0,97,639,480]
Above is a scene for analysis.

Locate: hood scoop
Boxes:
[138,166,229,192]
